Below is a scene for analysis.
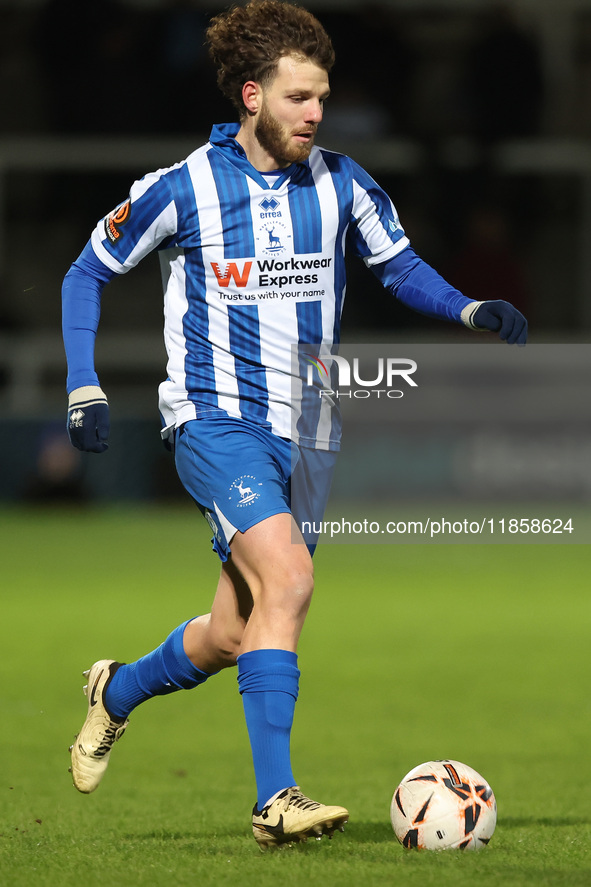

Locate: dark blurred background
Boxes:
[1,0,590,503]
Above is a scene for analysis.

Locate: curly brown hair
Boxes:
[206,0,335,118]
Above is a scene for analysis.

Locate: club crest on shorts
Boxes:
[229,475,261,507]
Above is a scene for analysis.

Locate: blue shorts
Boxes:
[174,417,336,561]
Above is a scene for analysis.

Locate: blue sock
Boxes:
[105,619,213,719]
[237,649,300,810]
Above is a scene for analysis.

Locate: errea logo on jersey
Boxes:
[260,196,280,212]
[211,261,252,287]
[259,196,282,219]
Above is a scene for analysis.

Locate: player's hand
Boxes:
[472,300,528,345]
[67,386,110,453]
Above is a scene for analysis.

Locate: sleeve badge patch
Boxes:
[105,199,131,244]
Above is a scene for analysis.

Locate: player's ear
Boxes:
[242,81,261,115]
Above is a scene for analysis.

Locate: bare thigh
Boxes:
[183,512,314,668]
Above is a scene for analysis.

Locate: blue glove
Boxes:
[67,386,110,453]
[471,300,528,345]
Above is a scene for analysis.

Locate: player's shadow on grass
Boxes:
[124,823,396,845]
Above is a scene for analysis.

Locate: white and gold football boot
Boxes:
[252,786,349,848]
[69,659,128,793]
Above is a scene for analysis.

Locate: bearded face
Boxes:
[254,96,317,166]
[249,56,329,168]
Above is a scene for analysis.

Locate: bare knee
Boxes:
[184,614,244,671]
[259,561,315,620]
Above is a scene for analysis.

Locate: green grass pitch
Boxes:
[1,505,589,887]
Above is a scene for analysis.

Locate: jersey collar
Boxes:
[209,122,310,190]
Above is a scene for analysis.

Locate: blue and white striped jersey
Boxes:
[84,123,420,448]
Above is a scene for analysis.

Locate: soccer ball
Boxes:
[390,759,497,851]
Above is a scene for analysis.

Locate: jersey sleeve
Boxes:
[90,170,178,275]
[372,246,474,324]
[62,169,179,393]
[345,159,474,325]
[62,242,114,393]
[347,159,410,266]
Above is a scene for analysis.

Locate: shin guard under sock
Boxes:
[237,649,300,809]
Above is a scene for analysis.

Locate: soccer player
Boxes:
[62,0,527,848]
